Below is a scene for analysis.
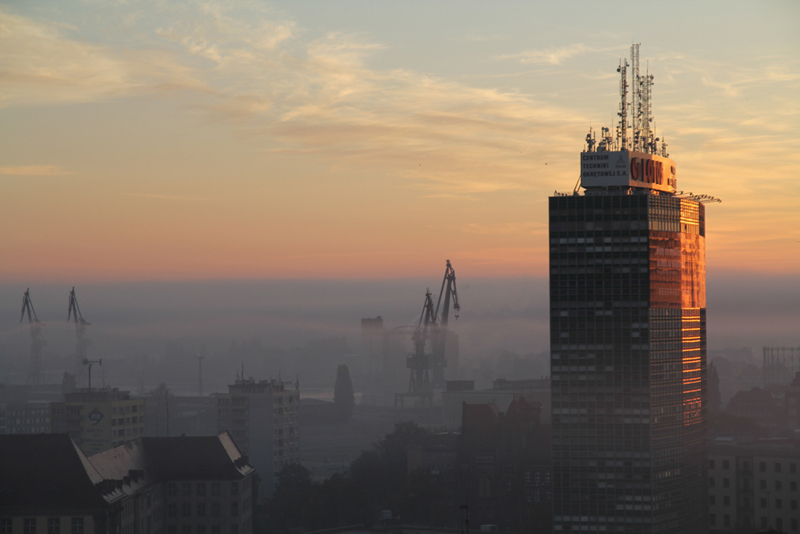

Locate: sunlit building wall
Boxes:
[549,193,707,533]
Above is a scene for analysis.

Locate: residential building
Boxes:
[708,438,800,533]
[0,433,254,534]
[50,388,146,455]
[216,378,299,496]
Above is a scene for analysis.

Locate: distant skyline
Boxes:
[1,1,799,282]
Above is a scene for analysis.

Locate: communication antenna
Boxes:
[642,61,655,153]
[630,44,641,152]
[616,58,629,150]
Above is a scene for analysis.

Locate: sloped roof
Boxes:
[141,433,253,480]
[88,439,152,502]
[0,434,107,511]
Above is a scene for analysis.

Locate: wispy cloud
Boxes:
[500,43,591,65]
[0,165,73,176]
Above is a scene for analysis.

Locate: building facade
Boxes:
[216,378,299,496]
[50,388,146,455]
[0,433,254,534]
[549,47,712,533]
[708,439,800,533]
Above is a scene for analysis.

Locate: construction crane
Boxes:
[395,288,437,408]
[431,259,460,388]
[68,287,92,384]
[20,289,46,385]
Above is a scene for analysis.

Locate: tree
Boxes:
[265,463,313,532]
[333,364,355,422]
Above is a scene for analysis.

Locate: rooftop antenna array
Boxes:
[20,289,46,385]
[585,44,668,157]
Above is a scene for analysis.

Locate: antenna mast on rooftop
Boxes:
[617,58,629,151]
[631,44,641,152]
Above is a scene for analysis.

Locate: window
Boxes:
[196,483,206,497]
[724,515,730,527]
[709,459,715,470]
[211,504,220,518]
[723,460,730,470]
[71,518,83,534]
[760,498,767,508]
[791,463,797,474]
[776,462,782,473]
[792,500,797,510]
[0,519,11,534]
[48,518,60,534]
[167,504,177,518]
[167,527,177,534]
[230,526,238,534]
[230,482,238,496]
[182,504,192,517]
[709,496,716,505]
[230,502,238,516]
[197,527,205,534]
[792,481,798,491]
[709,477,715,487]
[761,517,768,529]
[777,518,783,531]
[211,483,220,496]
[212,527,220,534]
[709,514,716,526]
[25,518,37,534]
[777,481,783,490]
[182,527,191,534]
[776,499,783,510]
[760,462,767,472]
[723,478,730,488]
[197,504,205,517]
[724,496,730,506]
[182,483,191,496]
[761,480,767,490]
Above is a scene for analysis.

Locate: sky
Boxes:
[1,0,798,283]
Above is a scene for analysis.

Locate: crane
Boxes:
[20,289,46,385]
[431,259,460,388]
[68,287,92,384]
[395,288,437,408]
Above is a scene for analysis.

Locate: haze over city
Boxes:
[1,3,799,533]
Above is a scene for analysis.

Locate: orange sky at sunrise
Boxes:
[1,1,799,282]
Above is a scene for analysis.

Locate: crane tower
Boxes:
[20,289,46,385]
[68,287,92,384]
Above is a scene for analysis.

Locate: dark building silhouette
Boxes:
[0,433,254,534]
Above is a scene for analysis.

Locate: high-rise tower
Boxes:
[549,45,718,534]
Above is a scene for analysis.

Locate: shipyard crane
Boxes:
[20,289,46,385]
[68,287,92,383]
[395,288,437,408]
[431,259,460,388]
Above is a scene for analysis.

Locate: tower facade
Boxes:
[549,46,713,534]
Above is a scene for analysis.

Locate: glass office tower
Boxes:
[549,191,707,533]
